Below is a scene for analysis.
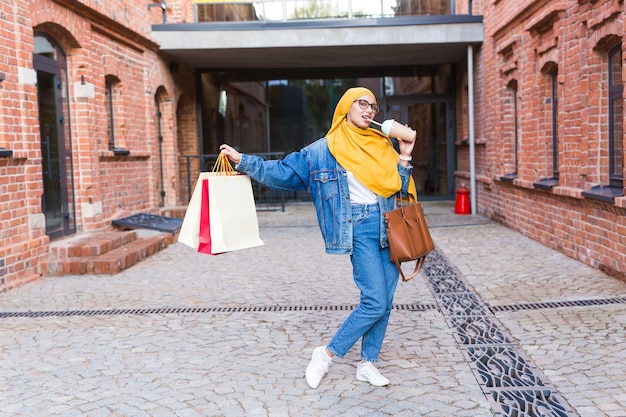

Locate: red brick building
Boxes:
[0,0,624,293]
[471,0,625,280]
[0,0,198,290]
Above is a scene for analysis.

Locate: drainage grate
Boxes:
[490,297,626,313]
[428,275,471,294]
[425,250,447,264]
[422,262,458,277]
[436,292,492,317]
[490,389,574,417]
[0,303,437,319]
[449,315,514,345]
[464,346,547,389]
[422,249,578,417]
[112,213,183,233]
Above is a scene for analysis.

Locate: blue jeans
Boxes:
[327,203,400,362]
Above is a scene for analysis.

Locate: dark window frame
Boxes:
[582,45,624,202]
[608,46,623,187]
[104,76,129,155]
[500,83,518,183]
[105,79,115,150]
[551,71,559,178]
[534,71,560,190]
[513,84,519,175]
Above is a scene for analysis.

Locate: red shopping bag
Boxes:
[197,179,213,254]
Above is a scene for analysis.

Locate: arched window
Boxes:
[534,67,560,190]
[34,35,58,59]
[105,75,121,150]
[500,80,519,181]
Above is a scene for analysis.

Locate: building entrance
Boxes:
[33,34,76,239]
[198,70,456,202]
[385,98,455,199]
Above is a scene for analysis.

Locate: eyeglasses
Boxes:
[354,99,380,113]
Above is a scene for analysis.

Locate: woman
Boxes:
[219,86,417,389]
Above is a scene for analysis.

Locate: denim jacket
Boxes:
[236,138,413,255]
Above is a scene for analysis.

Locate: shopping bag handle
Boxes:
[212,151,237,175]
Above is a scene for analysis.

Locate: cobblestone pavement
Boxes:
[1,202,625,417]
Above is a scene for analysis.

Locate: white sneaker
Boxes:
[305,346,332,389]
[356,361,390,387]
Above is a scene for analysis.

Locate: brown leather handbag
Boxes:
[384,195,435,281]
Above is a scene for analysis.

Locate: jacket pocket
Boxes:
[313,171,338,200]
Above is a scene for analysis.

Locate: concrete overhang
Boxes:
[151,15,484,72]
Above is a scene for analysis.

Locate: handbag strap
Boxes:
[390,252,427,282]
[393,192,416,210]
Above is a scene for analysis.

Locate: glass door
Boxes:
[385,99,455,199]
[34,34,76,239]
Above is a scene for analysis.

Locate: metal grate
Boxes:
[449,315,514,345]
[490,297,626,312]
[428,274,471,294]
[424,250,447,264]
[422,262,458,277]
[0,303,437,319]
[112,213,183,233]
[464,346,548,389]
[422,249,578,417]
[490,389,574,417]
[436,292,492,317]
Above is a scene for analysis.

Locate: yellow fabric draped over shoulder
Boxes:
[326,87,417,199]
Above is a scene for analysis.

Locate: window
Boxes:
[105,78,116,150]
[582,45,623,202]
[534,70,560,190]
[513,84,519,175]
[551,71,559,178]
[500,81,518,182]
[104,75,128,155]
[608,46,623,187]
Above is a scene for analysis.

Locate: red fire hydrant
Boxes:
[455,184,471,215]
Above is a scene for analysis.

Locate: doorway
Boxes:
[385,98,455,199]
[33,33,76,239]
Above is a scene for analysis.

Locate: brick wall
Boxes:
[0,0,197,291]
[459,0,626,280]
[0,1,46,290]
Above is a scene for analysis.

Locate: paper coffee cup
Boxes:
[381,119,416,143]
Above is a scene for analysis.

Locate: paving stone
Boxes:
[0,202,624,416]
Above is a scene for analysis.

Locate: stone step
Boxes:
[41,232,174,276]
[49,230,138,259]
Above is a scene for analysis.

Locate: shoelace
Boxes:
[360,363,380,376]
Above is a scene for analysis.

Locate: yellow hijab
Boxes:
[326,87,417,199]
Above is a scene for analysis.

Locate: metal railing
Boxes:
[184,152,286,211]
[192,0,473,23]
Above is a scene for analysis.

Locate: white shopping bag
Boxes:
[178,172,264,254]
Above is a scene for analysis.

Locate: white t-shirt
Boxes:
[347,171,377,204]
